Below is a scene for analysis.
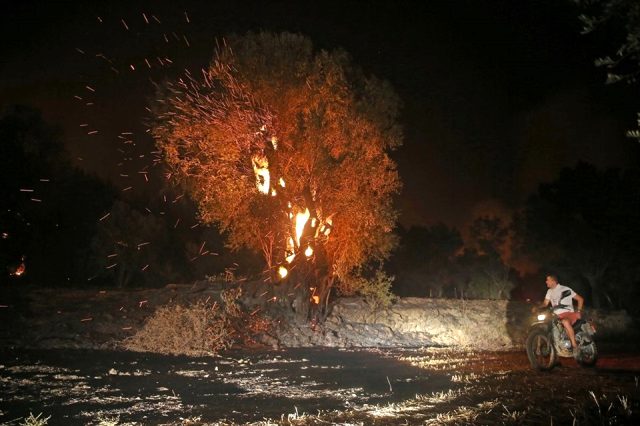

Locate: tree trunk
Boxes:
[584,274,602,309]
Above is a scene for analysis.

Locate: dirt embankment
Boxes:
[279,297,633,350]
[0,282,633,352]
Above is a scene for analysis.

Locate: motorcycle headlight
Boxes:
[537,314,546,321]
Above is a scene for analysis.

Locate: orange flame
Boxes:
[251,154,270,194]
[278,266,288,278]
[304,245,313,257]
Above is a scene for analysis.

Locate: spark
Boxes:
[142,264,149,271]
[184,11,190,23]
[30,198,42,202]
[75,47,85,54]
[142,13,149,24]
[122,186,133,191]
[121,19,129,30]
[105,263,117,269]
[85,85,95,92]
[81,317,93,322]
[139,300,148,307]
[19,188,34,192]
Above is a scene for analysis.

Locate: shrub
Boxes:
[123,287,274,356]
[123,299,233,356]
[339,270,396,309]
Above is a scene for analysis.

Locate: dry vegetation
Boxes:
[122,288,274,356]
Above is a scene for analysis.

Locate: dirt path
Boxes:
[1,346,639,425]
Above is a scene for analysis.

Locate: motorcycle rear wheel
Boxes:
[577,342,598,367]
[526,329,557,371]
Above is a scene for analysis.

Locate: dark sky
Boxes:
[1,0,638,229]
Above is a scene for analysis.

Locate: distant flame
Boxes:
[251,154,270,194]
[279,178,285,187]
[10,257,26,277]
[311,295,320,304]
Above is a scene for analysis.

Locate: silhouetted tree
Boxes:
[517,162,640,308]
[390,224,462,297]
[0,105,114,285]
[575,0,640,140]
[458,216,515,299]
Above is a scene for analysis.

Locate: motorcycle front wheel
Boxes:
[526,329,556,371]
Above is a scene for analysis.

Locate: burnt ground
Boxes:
[1,344,640,425]
[1,285,639,424]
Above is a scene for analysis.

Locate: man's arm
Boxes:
[540,298,551,309]
[573,293,584,312]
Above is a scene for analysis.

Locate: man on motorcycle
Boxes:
[540,274,584,355]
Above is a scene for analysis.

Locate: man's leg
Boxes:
[561,318,578,349]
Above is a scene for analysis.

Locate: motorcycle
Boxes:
[526,305,598,370]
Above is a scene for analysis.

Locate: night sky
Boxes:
[2,0,638,229]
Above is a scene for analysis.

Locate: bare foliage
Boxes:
[150,31,402,309]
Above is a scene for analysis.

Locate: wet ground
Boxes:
[1,345,640,425]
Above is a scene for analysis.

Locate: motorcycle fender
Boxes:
[529,323,551,334]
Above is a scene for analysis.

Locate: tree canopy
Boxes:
[150,32,402,306]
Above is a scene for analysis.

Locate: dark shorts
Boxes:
[558,311,581,325]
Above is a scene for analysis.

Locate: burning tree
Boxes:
[150,32,402,316]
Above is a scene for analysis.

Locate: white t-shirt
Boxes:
[545,284,576,314]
